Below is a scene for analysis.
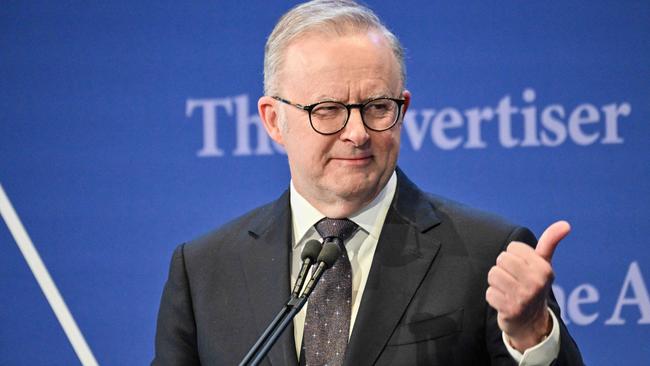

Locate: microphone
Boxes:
[291,240,322,298]
[242,238,343,366]
[299,238,341,298]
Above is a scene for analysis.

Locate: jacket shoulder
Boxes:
[424,192,537,250]
[182,191,289,259]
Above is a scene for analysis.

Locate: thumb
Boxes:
[536,220,571,262]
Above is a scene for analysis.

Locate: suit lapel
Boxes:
[239,190,299,366]
[344,172,442,366]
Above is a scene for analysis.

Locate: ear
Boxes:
[258,96,284,145]
[401,89,412,115]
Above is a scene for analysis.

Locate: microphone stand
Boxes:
[239,240,340,366]
[246,296,306,366]
[238,304,293,366]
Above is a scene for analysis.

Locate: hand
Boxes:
[485,221,571,351]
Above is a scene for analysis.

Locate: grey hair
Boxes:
[263,0,406,96]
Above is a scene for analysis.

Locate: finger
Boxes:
[536,220,571,262]
[505,244,555,294]
[487,265,518,293]
[507,241,535,260]
[485,286,507,311]
[496,251,528,280]
[508,241,553,271]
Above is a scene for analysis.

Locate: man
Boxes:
[153,1,584,365]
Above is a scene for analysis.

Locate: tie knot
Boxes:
[314,218,358,243]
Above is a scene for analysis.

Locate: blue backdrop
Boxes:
[1,1,648,364]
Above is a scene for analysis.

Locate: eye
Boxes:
[370,103,389,111]
[364,99,395,115]
[312,102,345,119]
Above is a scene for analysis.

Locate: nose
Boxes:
[339,108,370,147]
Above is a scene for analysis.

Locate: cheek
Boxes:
[376,133,401,160]
[283,133,328,170]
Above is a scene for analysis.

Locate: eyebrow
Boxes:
[311,92,396,104]
[312,95,340,102]
[364,92,394,101]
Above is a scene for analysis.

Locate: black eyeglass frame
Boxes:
[271,95,406,135]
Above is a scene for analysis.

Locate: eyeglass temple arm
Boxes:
[271,96,309,111]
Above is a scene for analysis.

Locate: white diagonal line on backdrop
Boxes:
[0,183,99,366]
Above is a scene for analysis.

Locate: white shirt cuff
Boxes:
[502,307,561,366]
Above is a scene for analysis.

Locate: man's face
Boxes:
[260,30,410,216]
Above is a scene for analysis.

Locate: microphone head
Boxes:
[317,239,342,268]
[301,240,322,261]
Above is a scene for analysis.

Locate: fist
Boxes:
[485,221,570,351]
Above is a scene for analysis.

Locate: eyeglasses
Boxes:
[272,96,406,135]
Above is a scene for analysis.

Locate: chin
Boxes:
[331,177,380,201]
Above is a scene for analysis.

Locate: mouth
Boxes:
[331,155,373,166]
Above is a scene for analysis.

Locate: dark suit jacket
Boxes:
[153,171,583,365]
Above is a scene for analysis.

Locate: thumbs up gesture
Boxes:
[485,221,571,352]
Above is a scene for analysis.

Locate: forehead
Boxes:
[279,30,402,100]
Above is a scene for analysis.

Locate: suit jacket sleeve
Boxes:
[152,244,201,366]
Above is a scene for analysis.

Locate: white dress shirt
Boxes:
[289,171,559,365]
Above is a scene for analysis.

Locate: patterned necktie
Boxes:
[303,218,358,366]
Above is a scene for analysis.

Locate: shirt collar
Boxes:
[289,171,397,248]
